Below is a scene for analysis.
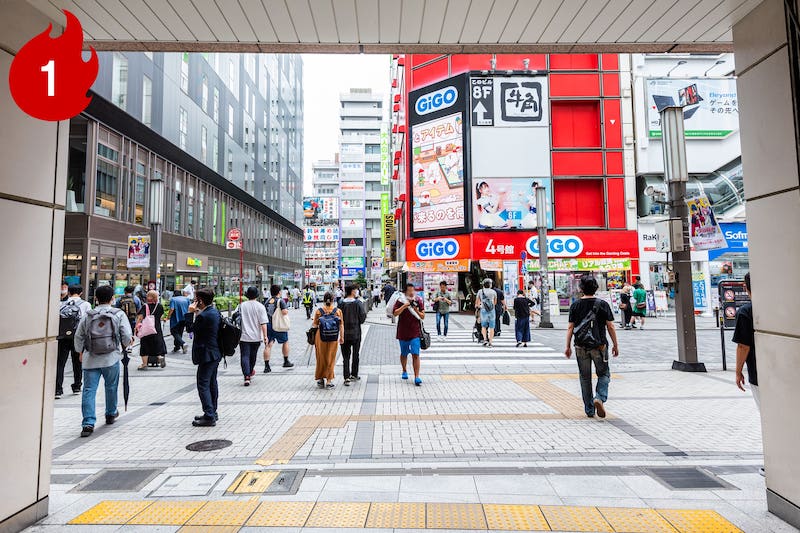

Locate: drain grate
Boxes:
[186,439,232,452]
[73,468,162,493]
[645,467,732,490]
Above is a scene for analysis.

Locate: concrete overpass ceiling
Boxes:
[24,0,764,52]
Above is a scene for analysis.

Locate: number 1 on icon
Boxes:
[41,59,54,96]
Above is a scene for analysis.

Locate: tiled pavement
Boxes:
[29,305,796,532]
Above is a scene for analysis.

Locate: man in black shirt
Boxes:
[733,272,759,408]
[493,284,507,336]
[564,275,619,418]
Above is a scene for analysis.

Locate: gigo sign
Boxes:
[416,237,460,259]
[526,235,584,257]
[415,86,458,116]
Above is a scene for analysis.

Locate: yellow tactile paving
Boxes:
[245,501,315,527]
[227,470,280,493]
[483,504,551,531]
[68,500,152,525]
[305,501,370,528]
[426,503,488,530]
[443,373,578,381]
[366,502,427,529]
[599,507,679,533]
[657,509,744,533]
[185,500,259,526]
[177,526,240,533]
[540,505,614,532]
[519,381,599,419]
[126,500,206,525]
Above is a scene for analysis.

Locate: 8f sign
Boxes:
[416,238,460,259]
[415,86,458,116]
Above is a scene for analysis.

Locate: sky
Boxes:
[302,54,391,194]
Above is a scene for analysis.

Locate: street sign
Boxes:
[226,228,242,242]
[226,240,242,250]
[470,77,494,126]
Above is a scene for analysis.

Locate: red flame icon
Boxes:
[9,10,98,121]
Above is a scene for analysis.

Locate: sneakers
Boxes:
[80,426,94,437]
[194,414,219,421]
[244,377,251,387]
[264,362,272,373]
[71,385,81,394]
[159,356,166,368]
[351,376,361,381]
[516,342,521,348]
[523,343,528,348]
[181,345,188,354]
[283,359,294,368]
[414,377,422,386]
[105,412,119,425]
[325,382,335,389]
[344,378,351,387]
[192,417,216,427]
[401,371,408,380]
[55,390,63,400]
[317,379,325,389]
[593,399,606,419]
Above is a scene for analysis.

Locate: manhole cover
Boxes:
[645,467,732,490]
[73,468,162,493]
[186,439,232,452]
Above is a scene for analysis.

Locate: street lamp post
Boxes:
[536,186,553,328]
[148,175,165,293]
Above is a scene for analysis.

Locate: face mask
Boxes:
[61,288,68,296]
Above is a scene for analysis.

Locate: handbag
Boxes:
[502,309,510,325]
[271,299,291,332]
[306,326,318,346]
[419,321,431,350]
[636,301,647,310]
[137,303,157,338]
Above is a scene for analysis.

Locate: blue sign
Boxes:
[415,85,458,116]
[340,267,366,277]
[709,222,748,260]
[692,279,707,308]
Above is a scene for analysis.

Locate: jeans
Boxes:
[81,363,119,427]
[341,338,361,379]
[171,322,186,351]
[196,360,220,419]
[239,341,260,377]
[56,338,82,394]
[436,312,449,336]
[515,316,531,343]
[575,346,611,416]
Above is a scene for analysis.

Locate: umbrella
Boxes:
[121,346,131,411]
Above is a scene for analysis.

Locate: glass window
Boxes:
[365,144,380,154]
[180,52,189,93]
[187,185,194,238]
[228,104,234,137]
[213,87,219,122]
[142,75,152,127]
[179,107,188,150]
[365,162,381,173]
[228,58,236,88]
[212,197,218,243]
[212,134,218,170]
[201,75,208,112]
[111,53,127,110]
[134,174,145,224]
[95,160,118,217]
[201,125,208,162]
[97,144,119,162]
[198,190,205,240]
[174,180,182,233]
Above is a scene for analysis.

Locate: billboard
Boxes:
[472,178,552,230]
[646,78,738,138]
[127,235,150,268]
[687,195,727,250]
[304,226,339,242]
[380,128,390,185]
[303,197,338,222]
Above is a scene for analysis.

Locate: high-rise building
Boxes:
[303,159,341,285]
[311,158,340,197]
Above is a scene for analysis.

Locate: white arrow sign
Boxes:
[610,119,616,124]
[474,101,488,121]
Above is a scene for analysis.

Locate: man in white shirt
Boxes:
[56,285,93,399]
[236,286,269,386]
[183,280,196,301]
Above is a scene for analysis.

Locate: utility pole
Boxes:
[148,175,164,294]
[660,106,705,372]
[536,186,553,328]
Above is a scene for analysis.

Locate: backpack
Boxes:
[218,310,242,358]
[58,300,82,340]
[85,308,120,355]
[573,300,604,349]
[119,295,137,321]
[480,289,495,313]
[318,308,341,342]
[385,291,402,318]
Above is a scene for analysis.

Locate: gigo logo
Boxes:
[416,238,460,259]
[415,86,458,116]
[526,235,584,257]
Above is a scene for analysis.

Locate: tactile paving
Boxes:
[657,509,743,533]
[126,500,206,525]
[177,526,240,533]
[483,503,551,531]
[245,501,315,527]
[68,500,152,525]
[599,507,679,533]
[366,502,426,529]
[185,500,259,526]
[540,505,614,532]
[305,501,370,528]
[227,470,279,494]
[426,503,488,530]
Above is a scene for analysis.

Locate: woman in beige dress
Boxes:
[312,292,343,389]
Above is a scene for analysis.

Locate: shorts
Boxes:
[267,324,289,344]
[398,338,421,356]
[479,309,495,329]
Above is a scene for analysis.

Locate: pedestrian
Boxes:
[631,282,647,329]
[433,281,453,341]
[513,289,539,348]
[292,286,301,309]
[564,275,619,418]
[493,282,507,336]
[733,272,759,407]
[236,286,269,386]
[619,283,633,330]
[313,292,343,389]
[74,284,132,437]
[60,281,69,302]
[373,286,381,309]
[335,285,343,306]
[393,284,425,386]
[135,290,167,369]
[340,284,366,386]
[476,279,497,347]
[183,280,196,301]
[263,284,294,373]
[116,285,142,328]
[281,286,290,305]
[382,282,396,304]
[167,289,191,354]
[302,285,315,319]
[185,288,222,426]
[363,286,372,310]
[56,284,92,399]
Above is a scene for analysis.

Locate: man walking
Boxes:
[631,282,647,329]
[733,273,759,407]
[73,285,132,437]
[302,285,315,319]
[476,279,497,347]
[564,275,619,418]
[493,282,507,336]
[186,288,222,426]
[56,285,92,399]
[382,282,396,305]
[340,284,367,385]
[237,286,269,386]
[166,288,191,353]
[393,284,425,386]
[263,284,294,373]
[433,281,452,341]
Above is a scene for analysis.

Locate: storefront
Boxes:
[709,222,749,285]
[405,235,472,311]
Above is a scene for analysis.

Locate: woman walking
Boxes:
[513,290,539,348]
[312,292,343,389]
[135,290,167,369]
[619,284,634,329]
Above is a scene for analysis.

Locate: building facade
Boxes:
[303,159,341,285]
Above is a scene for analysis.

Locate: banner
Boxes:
[647,78,738,138]
[127,235,150,268]
[304,226,339,242]
[380,128,390,185]
[303,197,338,222]
[383,213,395,260]
[380,192,390,251]
[405,259,471,272]
[525,258,632,272]
[687,195,727,250]
[472,178,552,230]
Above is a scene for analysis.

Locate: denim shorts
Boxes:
[399,337,421,356]
[267,324,288,344]
[479,309,495,329]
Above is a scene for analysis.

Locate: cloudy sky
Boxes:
[301,54,391,194]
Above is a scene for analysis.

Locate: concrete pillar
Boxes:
[734,0,800,528]
[0,2,67,530]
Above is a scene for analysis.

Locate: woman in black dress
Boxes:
[136,290,168,369]
[619,284,633,330]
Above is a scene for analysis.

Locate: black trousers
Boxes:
[56,338,81,393]
[341,337,361,379]
[196,360,220,419]
[495,310,503,334]
[171,322,186,350]
[305,304,313,319]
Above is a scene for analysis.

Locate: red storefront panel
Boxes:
[471,230,638,260]
[553,179,605,227]
[412,54,445,67]
[411,58,449,88]
[550,54,599,70]
[550,74,601,97]
[406,234,472,261]
[606,178,626,229]
[552,151,604,176]
[603,99,622,148]
[602,73,620,97]
[551,101,601,148]
[601,54,619,70]
[606,151,624,175]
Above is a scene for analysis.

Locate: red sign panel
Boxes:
[471,230,638,261]
[406,234,472,261]
[226,228,242,242]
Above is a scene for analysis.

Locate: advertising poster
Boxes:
[380,129,390,185]
[411,112,465,232]
[304,226,339,242]
[692,271,708,308]
[127,235,150,268]
[341,257,365,268]
[687,195,727,250]
[303,197,338,222]
[472,178,552,230]
[647,78,738,138]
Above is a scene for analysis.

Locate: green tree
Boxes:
[353,271,367,289]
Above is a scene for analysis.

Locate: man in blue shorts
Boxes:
[393,283,425,386]
[476,279,497,347]
[263,284,294,373]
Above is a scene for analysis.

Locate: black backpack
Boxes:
[58,300,82,340]
[218,310,242,358]
[573,300,604,349]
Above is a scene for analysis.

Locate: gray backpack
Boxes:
[480,289,495,313]
[86,308,120,355]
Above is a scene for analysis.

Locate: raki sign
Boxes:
[416,237,460,259]
[526,235,584,257]
[415,86,458,116]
